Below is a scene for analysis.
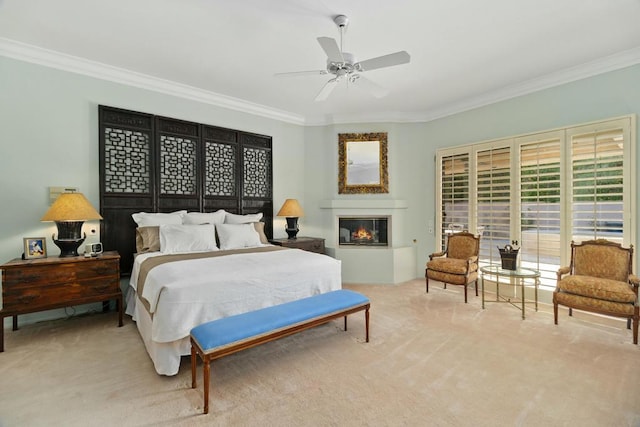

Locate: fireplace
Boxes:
[338,216,389,247]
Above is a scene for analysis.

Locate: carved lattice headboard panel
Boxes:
[99,105,273,275]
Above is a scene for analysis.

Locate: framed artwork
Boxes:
[23,237,47,259]
[338,132,389,194]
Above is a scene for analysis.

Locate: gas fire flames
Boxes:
[352,225,373,241]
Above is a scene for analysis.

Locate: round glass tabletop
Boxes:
[480,265,540,278]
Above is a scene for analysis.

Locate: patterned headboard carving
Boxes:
[99,105,273,275]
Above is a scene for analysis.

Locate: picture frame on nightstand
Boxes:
[23,237,47,259]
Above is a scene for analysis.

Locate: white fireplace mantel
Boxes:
[319,199,408,210]
[319,199,415,285]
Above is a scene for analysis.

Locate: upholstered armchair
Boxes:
[554,239,639,344]
[426,231,480,303]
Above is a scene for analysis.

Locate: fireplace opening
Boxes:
[338,216,389,247]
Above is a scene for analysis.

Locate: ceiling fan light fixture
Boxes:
[333,15,349,29]
[276,14,410,101]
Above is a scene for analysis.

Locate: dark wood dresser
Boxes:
[0,251,122,351]
[270,237,325,254]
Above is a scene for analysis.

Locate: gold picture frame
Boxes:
[338,132,388,194]
[23,237,47,259]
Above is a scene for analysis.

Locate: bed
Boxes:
[98,106,342,374]
[124,212,341,375]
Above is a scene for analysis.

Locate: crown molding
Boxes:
[0,38,306,126]
[2,37,639,127]
[309,46,640,126]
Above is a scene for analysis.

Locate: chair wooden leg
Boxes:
[627,318,631,330]
[633,307,639,345]
[569,308,573,317]
[553,303,558,325]
[425,271,429,293]
[464,284,468,303]
[474,279,478,296]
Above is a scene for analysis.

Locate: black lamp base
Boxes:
[54,221,86,257]
[53,238,86,257]
[285,217,299,240]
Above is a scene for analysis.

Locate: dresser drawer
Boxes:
[1,251,123,352]
[3,259,118,288]
[2,278,119,312]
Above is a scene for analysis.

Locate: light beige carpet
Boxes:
[1,279,639,427]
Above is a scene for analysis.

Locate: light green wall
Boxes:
[0,56,305,326]
[303,64,640,280]
[2,55,639,326]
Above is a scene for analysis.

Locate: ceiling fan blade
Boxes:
[351,75,389,98]
[314,78,339,102]
[274,70,328,77]
[356,51,410,71]
[317,37,344,63]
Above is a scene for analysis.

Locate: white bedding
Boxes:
[127,247,341,375]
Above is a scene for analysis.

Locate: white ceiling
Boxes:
[1,0,640,125]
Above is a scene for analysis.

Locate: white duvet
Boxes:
[129,247,342,344]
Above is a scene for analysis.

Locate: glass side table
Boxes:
[480,265,540,319]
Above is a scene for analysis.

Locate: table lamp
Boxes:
[41,192,103,257]
[276,199,304,239]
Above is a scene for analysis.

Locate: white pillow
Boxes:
[216,223,263,250]
[224,212,263,224]
[159,224,218,254]
[183,210,226,225]
[132,210,186,227]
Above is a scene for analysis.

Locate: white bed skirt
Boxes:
[126,290,188,375]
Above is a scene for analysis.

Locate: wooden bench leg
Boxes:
[344,315,348,331]
[203,360,211,415]
[191,345,197,389]
[365,307,370,343]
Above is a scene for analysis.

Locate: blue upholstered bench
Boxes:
[190,289,370,414]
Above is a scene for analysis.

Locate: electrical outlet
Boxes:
[428,219,434,234]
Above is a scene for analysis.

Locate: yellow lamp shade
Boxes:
[276,199,304,217]
[41,193,103,222]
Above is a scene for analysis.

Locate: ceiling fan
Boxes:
[275,14,411,101]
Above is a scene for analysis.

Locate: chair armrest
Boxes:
[556,266,570,281]
[629,274,640,288]
[429,251,445,261]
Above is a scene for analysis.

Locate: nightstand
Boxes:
[270,237,325,254]
[0,251,123,352]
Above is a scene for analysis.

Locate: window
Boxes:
[519,134,562,287]
[439,152,470,248]
[569,126,625,244]
[435,116,635,289]
[477,146,512,266]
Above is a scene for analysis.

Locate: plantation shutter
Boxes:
[569,126,625,244]
[439,153,470,249]
[519,136,562,286]
[476,146,511,265]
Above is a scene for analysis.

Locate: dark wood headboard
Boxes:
[98,105,273,275]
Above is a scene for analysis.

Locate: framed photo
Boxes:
[23,237,47,259]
